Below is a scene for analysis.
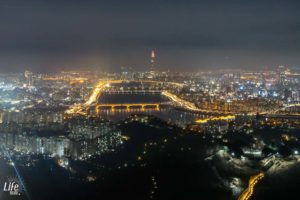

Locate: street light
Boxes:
[294,150,298,155]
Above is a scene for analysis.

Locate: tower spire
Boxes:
[150,50,156,72]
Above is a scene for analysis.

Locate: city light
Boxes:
[0,0,300,198]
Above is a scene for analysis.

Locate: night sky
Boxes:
[0,0,300,72]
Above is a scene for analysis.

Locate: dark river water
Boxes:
[97,93,209,126]
[98,92,168,104]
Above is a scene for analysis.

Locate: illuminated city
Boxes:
[1,1,300,200]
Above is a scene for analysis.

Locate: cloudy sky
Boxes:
[0,0,300,72]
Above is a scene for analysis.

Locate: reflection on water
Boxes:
[98,108,209,127]
[98,93,169,104]
[97,93,209,126]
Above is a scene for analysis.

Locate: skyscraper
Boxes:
[24,70,33,87]
[150,50,156,72]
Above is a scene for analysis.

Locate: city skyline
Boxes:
[1,67,300,200]
[1,1,300,200]
[1,0,300,72]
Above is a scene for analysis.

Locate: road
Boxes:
[161,91,231,114]
[68,79,299,116]
[238,172,264,200]
[66,80,186,115]
[195,115,235,123]
[66,79,234,115]
[65,80,122,115]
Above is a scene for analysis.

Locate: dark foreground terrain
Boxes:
[1,116,300,200]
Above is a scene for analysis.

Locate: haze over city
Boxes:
[1,0,300,72]
[1,1,300,200]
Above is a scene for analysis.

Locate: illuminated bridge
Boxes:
[262,103,300,119]
[101,90,162,94]
[66,79,232,116]
[195,115,235,123]
[96,103,160,112]
[274,103,300,114]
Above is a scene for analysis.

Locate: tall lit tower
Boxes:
[150,50,156,72]
[24,70,33,87]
